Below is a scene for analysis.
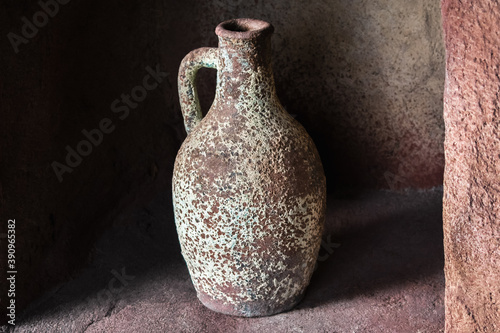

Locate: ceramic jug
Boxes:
[173,18,326,317]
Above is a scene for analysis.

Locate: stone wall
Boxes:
[0,0,183,320]
[0,0,445,319]
[188,0,446,189]
[442,0,500,331]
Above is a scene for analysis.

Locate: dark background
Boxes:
[0,0,445,319]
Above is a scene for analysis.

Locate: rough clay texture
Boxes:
[442,1,500,332]
[174,20,326,316]
[5,189,444,332]
[1,0,445,322]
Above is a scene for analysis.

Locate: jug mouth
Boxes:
[215,18,274,40]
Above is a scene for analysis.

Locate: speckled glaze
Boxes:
[173,18,326,317]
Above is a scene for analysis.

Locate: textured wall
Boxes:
[0,0,183,320]
[442,0,500,331]
[1,0,445,319]
[186,0,446,189]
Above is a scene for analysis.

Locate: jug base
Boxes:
[197,289,306,317]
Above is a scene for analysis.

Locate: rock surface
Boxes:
[4,189,444,332]
[442,1,500,332]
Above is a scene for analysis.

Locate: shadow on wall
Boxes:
[0,0,184,319]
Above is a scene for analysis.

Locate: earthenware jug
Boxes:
[173,18,326,317]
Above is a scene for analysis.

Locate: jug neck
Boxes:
[214,19,277,107]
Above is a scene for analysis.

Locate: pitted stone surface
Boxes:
[442,0,500,332]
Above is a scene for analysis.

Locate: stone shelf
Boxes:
[10,188,444,332]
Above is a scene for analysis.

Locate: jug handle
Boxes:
[178,47,218,134]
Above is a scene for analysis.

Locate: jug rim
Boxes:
[215,18,274,40]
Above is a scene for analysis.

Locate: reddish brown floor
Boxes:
[7,188,444,332]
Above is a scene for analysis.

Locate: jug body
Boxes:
[173,18,326,317]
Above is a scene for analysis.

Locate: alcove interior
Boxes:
[1,0,446,331]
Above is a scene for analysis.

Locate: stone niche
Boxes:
[3,0,495,332]
[1,0,444,324]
